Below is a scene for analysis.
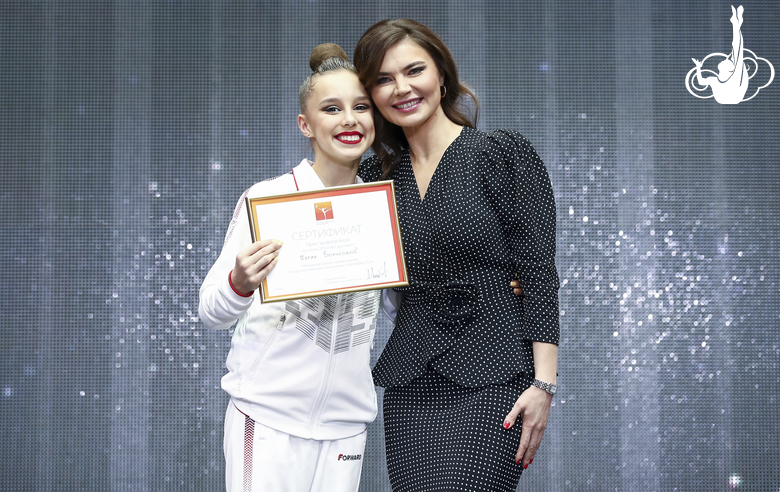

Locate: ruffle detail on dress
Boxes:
[402,281,480,326]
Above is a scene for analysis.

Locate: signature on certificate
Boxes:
[367,262,387,281]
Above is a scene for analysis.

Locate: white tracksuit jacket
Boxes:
[199,159,382,441]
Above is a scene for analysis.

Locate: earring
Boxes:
[440,85,447,98]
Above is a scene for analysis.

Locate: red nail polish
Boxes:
[524,464,528,469]
[516,460,521,465]
[503,421,511,429]
[529,459,533,464]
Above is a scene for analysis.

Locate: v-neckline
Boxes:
[408,127,466,204]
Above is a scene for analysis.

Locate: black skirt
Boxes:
[383,369,534,492]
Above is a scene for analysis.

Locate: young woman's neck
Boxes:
[403,107,462,162]
[311,158,360,187]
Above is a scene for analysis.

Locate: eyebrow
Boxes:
[318,95,371,105]
[377,61,425,76]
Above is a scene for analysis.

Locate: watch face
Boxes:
[549,384,557,394]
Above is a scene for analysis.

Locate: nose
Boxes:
[342,108,357,127]
[394,76,411,96]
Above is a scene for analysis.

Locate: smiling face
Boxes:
[369,38,445,134]
[298,70,375,168]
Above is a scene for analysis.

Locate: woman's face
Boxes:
[299,70,375,167]
[370,38,445,132]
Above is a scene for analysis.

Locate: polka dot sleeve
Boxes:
[357,155,383,183]
[482,129,560,345]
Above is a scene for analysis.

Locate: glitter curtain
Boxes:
[1,1,778,491]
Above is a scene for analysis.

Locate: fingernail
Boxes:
[276,240,284,246]
[529,459,533,464]
[524,464,528,469]
[516,460,521,465]
[503,421,511,429]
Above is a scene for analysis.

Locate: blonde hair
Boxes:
[299,43,357,113]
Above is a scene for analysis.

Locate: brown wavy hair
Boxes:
[354,19,479,177]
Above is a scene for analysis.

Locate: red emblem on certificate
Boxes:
[314,202,334,221]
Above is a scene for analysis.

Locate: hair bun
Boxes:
[309,43,349,71]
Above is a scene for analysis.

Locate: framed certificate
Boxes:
[245,180,409,302]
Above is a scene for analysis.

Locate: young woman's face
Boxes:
[370,39,445,131]
[299,70,375,166]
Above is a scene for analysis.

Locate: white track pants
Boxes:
[224,401,367,492]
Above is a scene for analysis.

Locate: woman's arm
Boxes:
[230,239,282,296]
[502,342,558,468]
[530,341,558,384]
[486,130,559,344]
[198,191,281,329]
[484,130,560,469]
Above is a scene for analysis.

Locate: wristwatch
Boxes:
[532,379,557,396]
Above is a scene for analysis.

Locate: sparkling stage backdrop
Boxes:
[1,1,778,491]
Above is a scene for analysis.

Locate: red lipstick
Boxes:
[335,131,363,144]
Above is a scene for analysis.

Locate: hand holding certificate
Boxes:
[245,180,408,302]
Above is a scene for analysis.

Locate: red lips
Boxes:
[335,131,364,144]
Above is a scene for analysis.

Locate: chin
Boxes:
[343,149,368,162]
[394,108,433,126]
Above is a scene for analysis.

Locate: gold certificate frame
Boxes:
[245,180,409,302]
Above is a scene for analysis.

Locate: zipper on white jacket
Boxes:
[249,313,286,374]
[307,296,340,435]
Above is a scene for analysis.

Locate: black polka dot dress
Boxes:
[362,127,560,492]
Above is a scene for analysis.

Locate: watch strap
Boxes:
[532,378,557,395]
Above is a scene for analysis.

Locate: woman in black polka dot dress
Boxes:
[355,19,560,491]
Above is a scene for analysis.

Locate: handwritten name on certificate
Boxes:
[245,181,408,302]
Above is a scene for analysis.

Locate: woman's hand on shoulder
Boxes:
[510,280,525,297]
[230,239,282,296]
[503,384,552,469]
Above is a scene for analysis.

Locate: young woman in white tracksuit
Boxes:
[198,44,386,492]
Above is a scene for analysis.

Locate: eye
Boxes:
[408,66,425,76]
[354,103,371,112]
[376,76,391,85]
[322,105,342,114]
